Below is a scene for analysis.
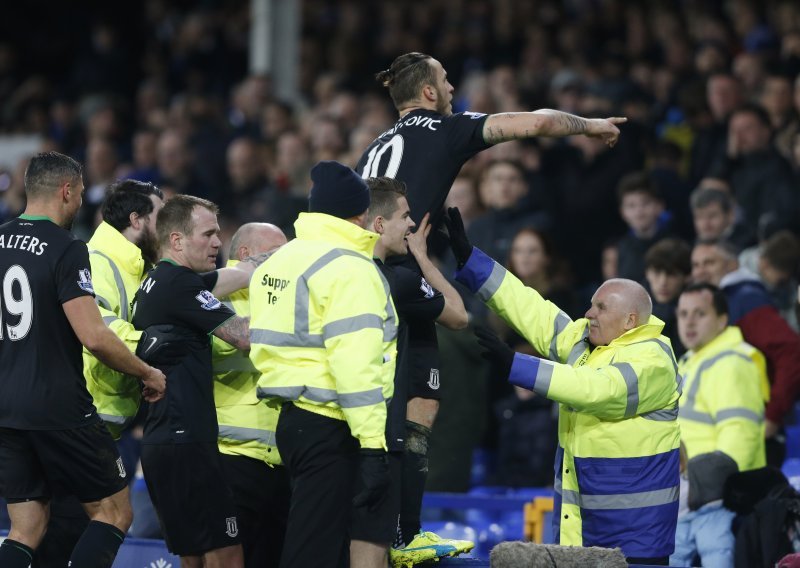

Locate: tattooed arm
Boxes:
[211,251,273,297]
[482,109,626,146]
[213,315,251,351]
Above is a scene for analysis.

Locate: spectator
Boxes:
[757,230,800,331]
[690,73,743,184]
[155,128,211,200]
[468,159,553,266]
[691,239,800,466]
[690,187,756,252]
[644,238,692,358]
[615,171,673,283]
[710,103,797,237]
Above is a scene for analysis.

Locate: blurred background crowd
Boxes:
[2,0,800,492]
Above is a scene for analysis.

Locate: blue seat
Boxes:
[782,458,800,492]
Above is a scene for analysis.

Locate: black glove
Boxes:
[475,326,515,380]
[136,324,195,368]
[352,448,390,511]
[442,207,472,269]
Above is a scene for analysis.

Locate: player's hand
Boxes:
[406,212,431,260]
[141,366,166,401]
[475,326,515,380]
[352,448,390,511]
[585,117,627,147]
[442,207,473,269]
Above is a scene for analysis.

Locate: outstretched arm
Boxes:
[483,109,626,147]
[212,251,272,297]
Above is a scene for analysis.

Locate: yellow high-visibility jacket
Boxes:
[456,247,682,559]
[212,260,282,466]
[678,326,768,470]
[249,213,396,450]
[83,222,145,439]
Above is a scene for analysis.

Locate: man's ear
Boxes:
[59,181,72,202]
[372,215,385,235]
[422,84,436,103]
[170,231,183,251]
[625,312,638,331]
[129,212,142,231]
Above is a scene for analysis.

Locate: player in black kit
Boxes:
[0,152,166,568]
[356,52,626,557]
[132,195,260,568]
[350,177,469,568]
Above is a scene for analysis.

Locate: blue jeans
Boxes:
[670,502,735,568]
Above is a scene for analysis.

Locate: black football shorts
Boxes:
[0,421,128,504]
[141,442,240,556]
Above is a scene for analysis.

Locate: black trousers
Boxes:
[276,404,358,568]
[219,453,291,568]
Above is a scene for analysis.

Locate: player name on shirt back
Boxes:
[0,232,48,255]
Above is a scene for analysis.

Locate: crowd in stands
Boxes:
[2,0,800,493]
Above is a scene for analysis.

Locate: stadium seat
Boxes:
[782,458,800,492]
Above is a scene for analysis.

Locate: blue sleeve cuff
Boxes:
[454,247,495,293]
[509,352,540,391]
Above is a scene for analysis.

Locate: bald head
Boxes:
[604,278,652,321]
[229,222,287,261]
[585,278,652,346]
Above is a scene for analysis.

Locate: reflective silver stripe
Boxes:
[95,294,112,311]
[98,413,132,426]
[717,407,763,423]
[250,248,395,348]
[250,328,322,348]
[554,476,562,495]
[90,250,129,321]
[258,385,304,400]
[339,387,384,408]
[533,360,554,396]
[256,385,384,408]
[218,424,276,446]
[323,314,384,340]
[682,350,753,422]
[570,486,679,510]
[641,405,679,421]
[476,262,506,302]
[567,327,590,366]
[378,272,397,342]
[102,315,120,325]
[612,362,639,418]
[680,408,715,424]
[682,406,763,425]
[549,311,570,361]
[562,488,579,505]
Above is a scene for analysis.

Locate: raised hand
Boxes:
[585,117,627,147]
[442,207,472,268]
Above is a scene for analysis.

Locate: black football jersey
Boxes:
[131,260,234,444]
[376,259,444,451]
[0,215,99,429]
[356,109,490,227]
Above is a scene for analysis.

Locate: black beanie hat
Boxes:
[308,160,370,219]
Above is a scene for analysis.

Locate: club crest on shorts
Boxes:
[226,516,239,538]
[427,368,440,390]
[195,290,222,310]
[77,268,94,293]
[115,457,127,478]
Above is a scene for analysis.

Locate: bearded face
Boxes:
[136,223,160,266]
